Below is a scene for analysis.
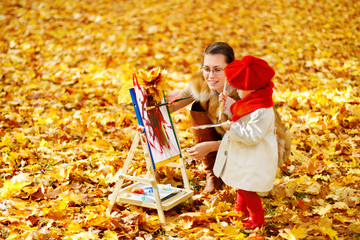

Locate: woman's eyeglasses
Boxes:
[201,67,224,76]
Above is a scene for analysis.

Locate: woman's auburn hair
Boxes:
[203,42,235,64]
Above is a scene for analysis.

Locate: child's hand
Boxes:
[222,96,236,116]
[221,120,232,131]
[219,92,227,103]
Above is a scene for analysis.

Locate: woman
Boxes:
[168,42,240,194]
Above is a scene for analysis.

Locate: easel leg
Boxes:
[106,177,125,216]
[178,157,191,190]
[141,133,167,224]
[107,132,141,216]
[152,184,166,224]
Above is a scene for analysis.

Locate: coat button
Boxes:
[224,151,228,156]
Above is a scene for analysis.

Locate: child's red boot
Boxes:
[238,189,265,230]
[243,209,265,230]
[234,203,249,216]
[234,190,249,219]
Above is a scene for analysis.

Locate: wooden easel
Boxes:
[106,125,193,224]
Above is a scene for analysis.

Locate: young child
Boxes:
[213,55,278,230]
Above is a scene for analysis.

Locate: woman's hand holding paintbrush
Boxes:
[146,96,191,111]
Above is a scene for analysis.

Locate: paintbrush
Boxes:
[146,96,191,111]
[218,78,228,122]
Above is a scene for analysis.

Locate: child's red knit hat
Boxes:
[225,56,275,90]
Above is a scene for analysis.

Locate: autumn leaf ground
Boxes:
[1,0,359,239]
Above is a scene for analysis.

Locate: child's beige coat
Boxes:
[213,107,278,192]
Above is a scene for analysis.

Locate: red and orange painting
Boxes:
[130,69,181,168]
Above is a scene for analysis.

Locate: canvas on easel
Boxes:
[131,78,181,169]
[107,70,193,224]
